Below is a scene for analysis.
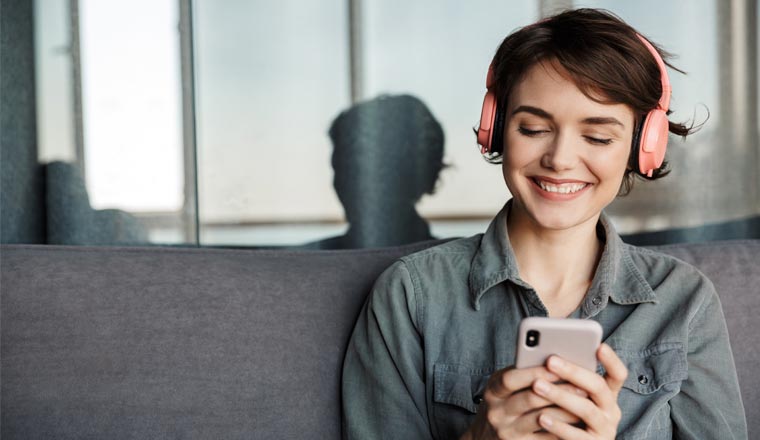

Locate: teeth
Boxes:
[536,179,587,194]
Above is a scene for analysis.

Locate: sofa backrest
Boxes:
[1,240,758,438]
[0,242,437,439]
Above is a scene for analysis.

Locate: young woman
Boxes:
[342,9,747,440]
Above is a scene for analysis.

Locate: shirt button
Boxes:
[473,395,484,405]
[591,296,602,306]
[638,375,649,385]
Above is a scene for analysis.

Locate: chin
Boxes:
[518,197,597,231]
[531,210,585,230]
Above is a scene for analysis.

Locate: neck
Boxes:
[506,203,602,306]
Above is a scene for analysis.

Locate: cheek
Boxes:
[595,146,631,184]
[501,150,527,187]
[502,136,535,171]
[617,142,634,173]
[501,154,524,194]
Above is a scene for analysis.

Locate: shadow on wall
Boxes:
[302,94,446,250]
[45,161,149,245]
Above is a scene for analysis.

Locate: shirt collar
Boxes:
[468,201,522,310]
[468,200,657,314]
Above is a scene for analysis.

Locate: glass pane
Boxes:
[35,0,77,164]
[193,0,350,246]
[76,0,187,244]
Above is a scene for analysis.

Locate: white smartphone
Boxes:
[515,317,603,371]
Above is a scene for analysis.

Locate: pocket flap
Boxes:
[433,364,493,413]
[617,342,687,395]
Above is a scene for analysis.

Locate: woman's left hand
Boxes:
[530,343,628,439]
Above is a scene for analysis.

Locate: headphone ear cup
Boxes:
[477,91,498,154]
[638,109,669,177]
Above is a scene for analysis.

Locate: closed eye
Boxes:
[518,127,549,136]
[584,136,613,145]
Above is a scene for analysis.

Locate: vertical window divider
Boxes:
[348,0,364,104]
[717,0,759,214]
[179,0,200,245]
[69,0,86,177]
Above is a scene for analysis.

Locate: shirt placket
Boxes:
[514,283,549,317]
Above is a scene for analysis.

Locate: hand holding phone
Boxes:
[461,318,622,439]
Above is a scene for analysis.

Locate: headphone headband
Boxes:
[635,34,671,111]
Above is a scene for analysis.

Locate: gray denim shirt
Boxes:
[342,202,747,439]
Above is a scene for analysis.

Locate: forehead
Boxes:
[508,60,634,125]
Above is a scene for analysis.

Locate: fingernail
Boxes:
[548,356,564,370]
[534,379,550,395]
[540,413,554,427]
[575,387,587,397]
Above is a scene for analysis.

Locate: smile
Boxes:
[528,176,594,202]
[533,178,588,194]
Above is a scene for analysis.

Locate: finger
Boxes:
[538,412,592,440]
[545,355,615,409]
[487,366,560,399]
[506,384,588,415]
[533,378,606,431]
[511,406,582,434]
[598,343,628,395]
[541,405,583,424]
[496,407,574,440]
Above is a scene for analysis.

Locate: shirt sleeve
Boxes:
[670,278,748,439]
[342,260,433,440]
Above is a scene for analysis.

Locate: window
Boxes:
[33,0,759,247]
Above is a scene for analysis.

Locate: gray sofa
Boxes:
[1,239,758,439]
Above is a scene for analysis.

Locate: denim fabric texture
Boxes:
[342,201,747,439]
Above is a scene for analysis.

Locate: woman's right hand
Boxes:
[461,365,587,440]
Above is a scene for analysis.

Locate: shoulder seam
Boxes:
[397,259,425,331]
[400,236,482,262]
[687,278,717,335]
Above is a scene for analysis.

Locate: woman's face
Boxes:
[502,60,634,232]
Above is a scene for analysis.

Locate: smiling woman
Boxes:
[341,8,747,440]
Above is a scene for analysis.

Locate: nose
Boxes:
[541,131,578,171]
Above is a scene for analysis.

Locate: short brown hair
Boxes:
[485,8,698,195]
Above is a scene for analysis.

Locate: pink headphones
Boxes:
[477,34,671,178]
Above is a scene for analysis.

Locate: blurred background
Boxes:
[2,0,758,248]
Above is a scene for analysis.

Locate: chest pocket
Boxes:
[432,363,492,439]
[612,342,688,440]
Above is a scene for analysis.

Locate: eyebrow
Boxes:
[511,105,625,128]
